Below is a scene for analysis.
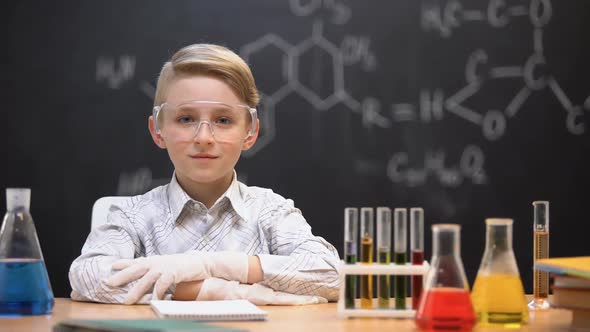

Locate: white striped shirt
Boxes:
[69,172,340,303]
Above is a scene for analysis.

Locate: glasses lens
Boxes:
[157,101,252,142]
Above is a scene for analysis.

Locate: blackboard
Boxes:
[3,0,590,298]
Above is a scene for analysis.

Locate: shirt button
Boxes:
[192,202,202,211]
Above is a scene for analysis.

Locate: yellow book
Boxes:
[535,256,590,279]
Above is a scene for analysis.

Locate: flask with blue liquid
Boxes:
[0,188,54,315]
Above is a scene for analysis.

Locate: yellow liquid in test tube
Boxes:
[360,234,373,309]
[471,274,529,327]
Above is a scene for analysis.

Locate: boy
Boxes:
[69,44,340,305]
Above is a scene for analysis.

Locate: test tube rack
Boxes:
[337,260,430,318]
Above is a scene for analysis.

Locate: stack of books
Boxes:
[535,256,590,329]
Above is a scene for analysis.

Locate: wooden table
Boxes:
[0,298,576,332]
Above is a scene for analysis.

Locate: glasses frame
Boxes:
[152,100,258,142]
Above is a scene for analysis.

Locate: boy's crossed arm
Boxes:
[104,250,249,303]
[104,251,326,305]
[178,277,328,305]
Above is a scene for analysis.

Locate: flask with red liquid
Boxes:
[415,224,475,331]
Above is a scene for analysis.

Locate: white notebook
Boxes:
[150,300,268,321]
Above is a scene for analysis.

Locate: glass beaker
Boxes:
[471,218,528,327]
[0,188,54,315]
[415,224,475,331]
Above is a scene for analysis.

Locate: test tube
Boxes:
[344,208,358,309]
[360,207,374,309]
[394,208,408,309]
[529,201,550,310]
[376,207,392,309]
[410,207,424,310]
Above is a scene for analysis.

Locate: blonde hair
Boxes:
[154,44,259,108]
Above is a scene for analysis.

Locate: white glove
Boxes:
[104,251,248,304]
[197,277,328,306]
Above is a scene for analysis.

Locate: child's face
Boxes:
[149,75,257,186]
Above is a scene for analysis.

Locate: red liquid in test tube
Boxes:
[411,249,424,309]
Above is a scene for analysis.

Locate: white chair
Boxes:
[91,196,130,230]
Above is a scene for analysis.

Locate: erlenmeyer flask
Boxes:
[416,224,475,331]
[471,218,528,327]
[0,188,54,315]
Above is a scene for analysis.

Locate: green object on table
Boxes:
[53,319,245,332]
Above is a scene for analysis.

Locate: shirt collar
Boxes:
[167,172,193,222]
[224,170,249,224]
[167,170,249,224]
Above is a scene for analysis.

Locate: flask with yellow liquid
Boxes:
[471,218,528,327]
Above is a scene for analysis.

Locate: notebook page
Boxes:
[150,300,268,321]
